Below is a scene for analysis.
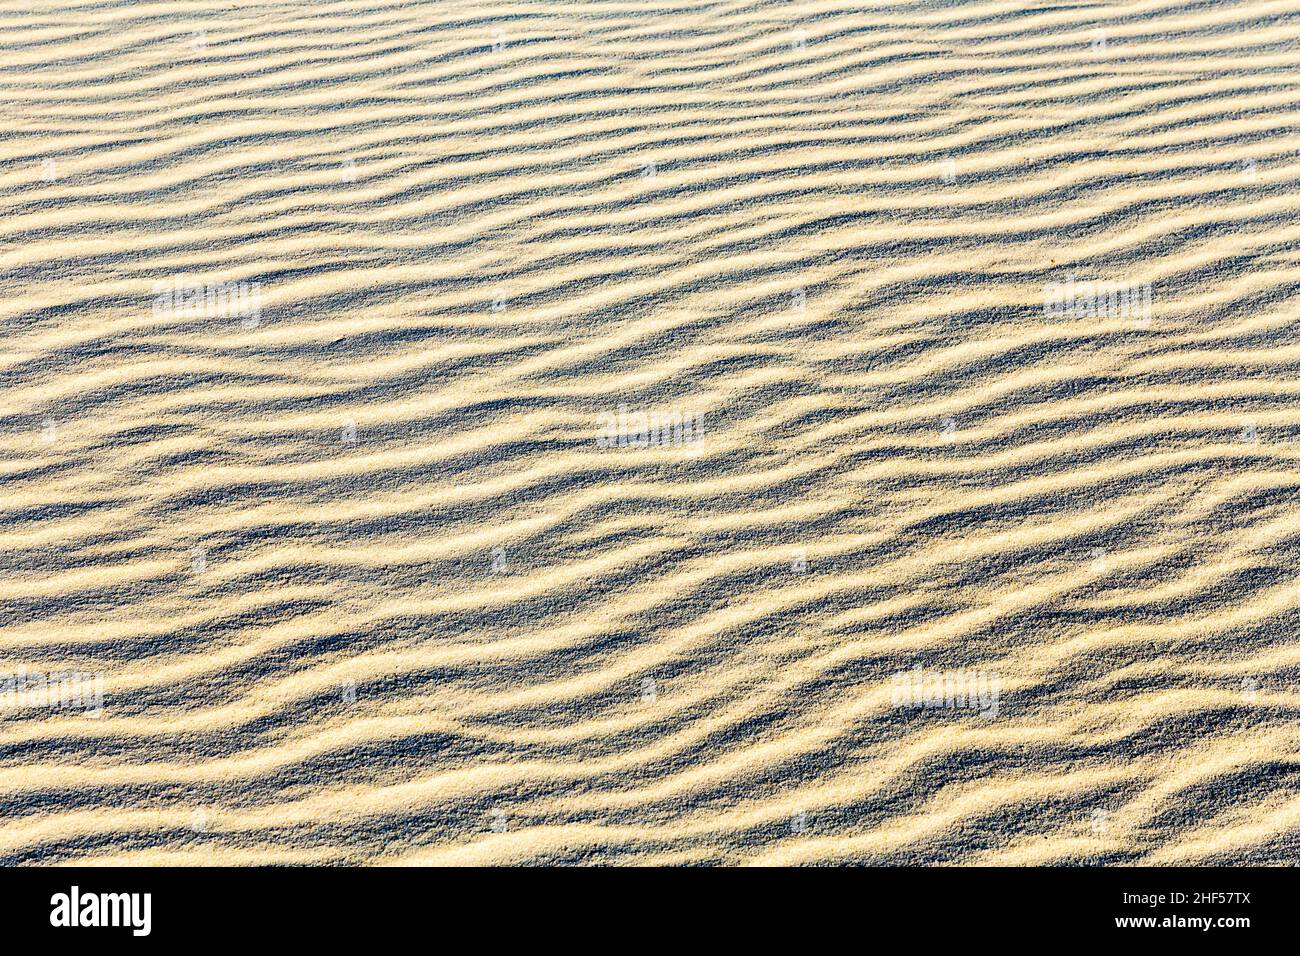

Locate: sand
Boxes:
[1,0,1298,865]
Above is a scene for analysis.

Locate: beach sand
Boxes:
[1,0,1299,865]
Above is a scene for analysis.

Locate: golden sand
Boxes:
[1,0,1298,864]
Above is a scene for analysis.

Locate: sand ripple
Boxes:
[1,0,1299,864]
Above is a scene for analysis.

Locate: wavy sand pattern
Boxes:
[1,0,1299,866]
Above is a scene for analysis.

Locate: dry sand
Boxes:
[1,0,1298,865]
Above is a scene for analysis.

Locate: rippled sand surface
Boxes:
[2,0,1299,865]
